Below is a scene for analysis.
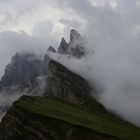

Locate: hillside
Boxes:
[0,95,140,140]
[13,96,140,140]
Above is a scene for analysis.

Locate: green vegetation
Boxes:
[15,95,140,140]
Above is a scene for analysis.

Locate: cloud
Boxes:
[59,19,82,30]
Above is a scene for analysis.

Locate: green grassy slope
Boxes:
[14,95,140,140]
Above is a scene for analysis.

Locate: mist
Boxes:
[48,0,140,126]
[0,31,60,78]
[47,0,140,125]
[50,43,140,126]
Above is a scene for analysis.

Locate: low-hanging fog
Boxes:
[0,0,140,126]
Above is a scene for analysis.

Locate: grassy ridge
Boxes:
[14,95,140,140]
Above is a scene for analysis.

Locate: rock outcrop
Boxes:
[46,60,108,114]
[47,46,56,53]
[47,60,91,104]
[69,29,86,58]
[0,52,51,95]
[58,38,69,54]
[0,52,43,90]
[58,29,86,58]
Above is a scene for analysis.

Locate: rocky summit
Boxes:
[58,37,69,54]
[58,29,86,58]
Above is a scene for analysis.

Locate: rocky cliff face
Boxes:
[47,60,107,114]
[0,52,43,91]
[47,60,91,104]
[0,52,51,96]
[69,29,86,58]
[0,52,46,120]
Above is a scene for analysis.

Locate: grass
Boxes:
[14,95,140,140]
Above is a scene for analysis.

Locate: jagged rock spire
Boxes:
[70,29,81,42]
[58,37,69,54]
[47,46,56,53]
[57,29,86,58]
[69,29,85,58]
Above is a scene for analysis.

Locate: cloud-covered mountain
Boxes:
[0,29,87,121]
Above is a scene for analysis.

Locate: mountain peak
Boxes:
[70,29,81,42]
[61,37,68,45]
[69,29,86,58]
[58,37,69,54]
[47,45,56,53]
[61,37,66,42]
[0,52,43,90]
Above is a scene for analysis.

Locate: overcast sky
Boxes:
[1,0,140,126]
